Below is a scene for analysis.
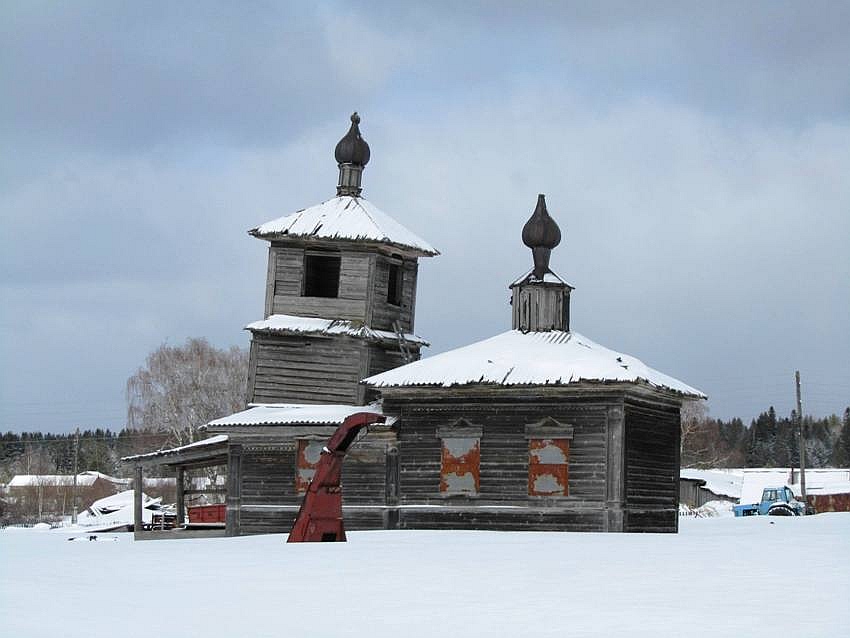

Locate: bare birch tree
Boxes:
[126,338,248,446]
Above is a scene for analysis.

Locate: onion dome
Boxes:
[334,112,370,167]
[522,194,561,279]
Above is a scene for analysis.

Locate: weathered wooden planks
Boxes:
[623,399,681,533]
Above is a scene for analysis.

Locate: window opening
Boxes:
[304,254,341,298]
[440,437,480,495]
[387,263,403,306]
[528,438,569,496]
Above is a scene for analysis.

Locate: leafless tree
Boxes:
[680,400,728,468]
[126,338,248,447]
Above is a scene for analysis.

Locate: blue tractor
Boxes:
[733,486,807,517]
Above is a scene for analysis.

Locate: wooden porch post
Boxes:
[133,465,143,537]
[605,405,626,532]
[225,445,242,537]
[175,466,185,528]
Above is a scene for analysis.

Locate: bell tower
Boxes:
[244,114,438,406]
[509,194,573,332]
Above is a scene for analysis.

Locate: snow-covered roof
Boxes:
[680,469,743,499]
[364,329,705,398]
[250,196,439,256]
[246,313,429,346]
[121,435,229,462]
[8,471,129,488]
[509,268,574,288]
[206,403,390,428]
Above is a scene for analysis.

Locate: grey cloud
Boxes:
[2,3,849,433]
[1,4,386,152]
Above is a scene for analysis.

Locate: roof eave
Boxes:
[366,378,705,400]
[246,228,439,258]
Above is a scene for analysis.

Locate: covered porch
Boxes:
[123,435,235,540]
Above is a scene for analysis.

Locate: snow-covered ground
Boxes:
[2,515,848,638]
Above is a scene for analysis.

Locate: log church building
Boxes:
[126,113,704,536]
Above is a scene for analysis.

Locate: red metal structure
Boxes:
[287,412,385,542]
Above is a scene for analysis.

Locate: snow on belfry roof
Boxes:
[249,196,439,256]
[246,313,429,346]
[363,330,706,398]
[205,402,391,428]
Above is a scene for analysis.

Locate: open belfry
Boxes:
[246,112,439,407]
[126,114,704,537]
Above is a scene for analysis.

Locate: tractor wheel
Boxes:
[768,505,795,516]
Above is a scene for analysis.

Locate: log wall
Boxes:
[265,243,419,333]
[623,398,681,533]
[248,333,366,405]
[381,388,623,532]
[232,431,396,536]
[246,333,418,406]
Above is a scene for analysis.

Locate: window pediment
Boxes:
[524,417,574,440]
[436,418,483,439]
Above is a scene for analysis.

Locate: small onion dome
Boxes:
[522,194,561,279]
[334,112,371,166]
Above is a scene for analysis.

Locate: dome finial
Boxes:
[334,112,370,197]
[521,194,561,279]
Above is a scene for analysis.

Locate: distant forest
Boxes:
[0,429,171,482]
[682,405,850,469]
[1,405,849,481]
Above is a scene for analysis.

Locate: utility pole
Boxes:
[72,427,80,524]
[796,371,807,511]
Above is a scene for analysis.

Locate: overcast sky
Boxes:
[2,2,849,434]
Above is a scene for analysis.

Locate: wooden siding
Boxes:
[382,389,616,531]
[248,333,366,405]
[235,432,395,536]
[269,248,371,322]
[265,243,421,332]
[247,333,413,406]
[623,400,681,533]
[511,284,570,332]
[223,385,681,535]
[370,258,418,332]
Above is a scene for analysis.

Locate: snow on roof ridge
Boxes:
[245,313,430,346]
[363,329,705,398]
[249,195,439,256]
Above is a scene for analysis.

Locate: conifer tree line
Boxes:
[0,429,171,482]
[681,403,850,469]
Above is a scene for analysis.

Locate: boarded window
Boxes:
[303,254,341,298]
[387,263,403,306]
[528,438,569,496]
[295,439,325,493]
[440,437,480,495]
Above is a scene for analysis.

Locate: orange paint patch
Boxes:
[528,438,570,496]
